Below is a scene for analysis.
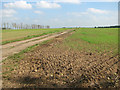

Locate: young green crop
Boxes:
[63,28,118,54]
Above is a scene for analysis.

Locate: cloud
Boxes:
[0,10,2,18]
[87,8,108,14]
[67,9,117,27]
[4,1,32,9]
[67,8,109,18]
[1,0,119,2]
[67,12,88,17]
[34,11,44,14]
[36,1,61,8]
[54,0,81,4]
[81,0,119,2]
[2,9,16,17]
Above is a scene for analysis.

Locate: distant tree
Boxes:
[2,23,51,30]
[20,23,23,29]
[1,24,2,29]
[12,23,14,29]
[6,23,9,29]
[38,25,40,29]
[16,24,19,29]
[3,23,6,29]
[9,23,12,29]
[14,23,17,29]
[25,24,27,29]
[31,24,33,29]
[46,25,50,28]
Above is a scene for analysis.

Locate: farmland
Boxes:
[64,28,118,54]
[2,28,119,88]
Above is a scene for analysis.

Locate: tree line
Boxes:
[95,25,120,28]
[1,23,50,30]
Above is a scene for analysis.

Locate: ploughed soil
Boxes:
[2,31,119,88]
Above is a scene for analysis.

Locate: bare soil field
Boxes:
[2,30,119,88]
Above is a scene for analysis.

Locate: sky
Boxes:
[0,0,119,28]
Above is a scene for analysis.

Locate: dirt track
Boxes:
[2,30,73,60]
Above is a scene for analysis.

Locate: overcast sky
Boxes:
[0,0,119,28]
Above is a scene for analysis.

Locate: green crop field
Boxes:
[62,28,118,54]
[2,28,70,45]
